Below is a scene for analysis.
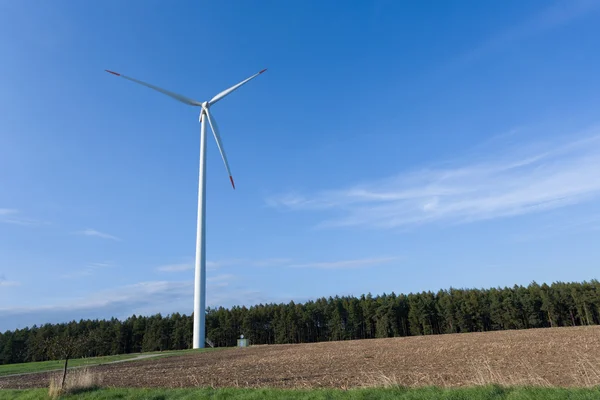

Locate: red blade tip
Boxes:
[230,176,235,190]
[105,69,121,76]
[259,68,267,74]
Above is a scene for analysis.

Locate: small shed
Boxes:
[237,334,248,348]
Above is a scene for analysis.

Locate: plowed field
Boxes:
[1,326,599,389]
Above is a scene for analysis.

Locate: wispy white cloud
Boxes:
[513,213,600,242]
[0,279,274,331]
[61,262,113,279]
[445,0,600,70]
[0,280,20,287]
[0,209,42,226]
[251,258,293,267]
[288,257,398,269]
[156,263,194,272]
[156,258,292,272]
[207,274,236,284]
[0,274,20,287]
[207,259,246,269]
[0,254,395,330]
[76,228,120,241]
[156,260,237,272]
[0,281,193,330]
[157,257,396,272]
[268,131,600,229]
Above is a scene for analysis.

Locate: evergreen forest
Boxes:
[1,280,599,365]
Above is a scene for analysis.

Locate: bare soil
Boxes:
[1,326,599,389]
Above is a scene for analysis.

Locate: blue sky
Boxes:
[1,0,600,332]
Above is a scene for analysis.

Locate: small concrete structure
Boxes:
[237,334,248,348]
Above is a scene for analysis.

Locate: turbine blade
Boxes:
[208,68,267,106]
[105,70,202,106]
[204,108,235,189]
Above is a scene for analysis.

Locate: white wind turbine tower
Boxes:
[106,68,267,348]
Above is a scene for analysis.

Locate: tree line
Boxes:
[1,280,599,365]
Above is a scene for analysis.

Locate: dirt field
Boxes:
[1,326,599,390]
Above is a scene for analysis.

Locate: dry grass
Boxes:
[47,368,101,398]
[2,326,600,390]
[570,351,600,387]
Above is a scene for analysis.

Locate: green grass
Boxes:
[1,386,600,400]
[0,348,219,377]
[0,354,138,377]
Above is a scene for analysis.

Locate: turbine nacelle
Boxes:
[199,101,209,121]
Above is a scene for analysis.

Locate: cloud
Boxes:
[76,228,120,241]
[0,274,20,287]
[513,213,600,242]
[156,260,233,272]
[156,263,193,272]
[268,131,600,230]
[0,278,272,332]
[206,259,246,269]
[445,0,600,70]
[0,209,42,226]
[207,274,236,284]
[250,258,293,267]
[61,262,113,279]
[265,195,335,210]
[0,254,395,331]
[0,281,191,331]
[288,257,398,269]
[157,257,396,272]
[156,258,292,272]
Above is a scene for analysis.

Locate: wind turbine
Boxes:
[105,68,267,348]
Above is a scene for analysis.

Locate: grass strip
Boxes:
[2,385,600,400]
